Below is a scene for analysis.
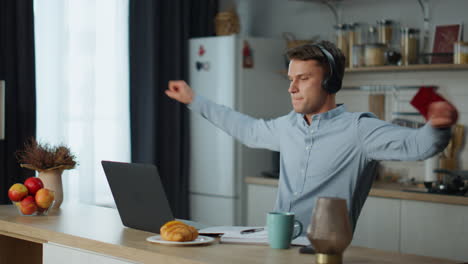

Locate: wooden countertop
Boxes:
[0,204,459,264]
[245,176,468,206]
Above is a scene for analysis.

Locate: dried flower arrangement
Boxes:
[16,138,77,172]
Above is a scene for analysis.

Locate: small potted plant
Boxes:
[16,138,77,209]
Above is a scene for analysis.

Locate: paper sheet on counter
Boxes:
[198,226,310,246]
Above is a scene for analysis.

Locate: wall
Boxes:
[219,0,468,180]
[220,0,468,43]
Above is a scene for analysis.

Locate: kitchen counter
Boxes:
[245,176,468,206]
[0,203,459,264]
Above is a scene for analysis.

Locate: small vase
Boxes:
[307,197,352,264]
[38,169,64,210]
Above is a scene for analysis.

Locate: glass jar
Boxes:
[351,23,366,45]
[454,41,468,64]
[334,24,351,65]
[352,44,365,67]
[348,23,366,68]
[367,26,378,44]
[364,44,386,66]
[400,28,420,65]
[377,19,395,46]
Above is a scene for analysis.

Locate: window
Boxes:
[34,0,130,207]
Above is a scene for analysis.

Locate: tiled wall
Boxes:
[337,70,468,182]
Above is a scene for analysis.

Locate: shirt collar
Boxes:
[296,104,347,124]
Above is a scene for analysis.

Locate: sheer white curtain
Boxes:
[34,0,130,207]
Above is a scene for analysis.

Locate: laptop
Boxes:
[101,160,206,233]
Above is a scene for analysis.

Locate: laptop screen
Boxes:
[101,161,174,233]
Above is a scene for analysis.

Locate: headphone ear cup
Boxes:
[322,79,329,92]
[326,76,342,94]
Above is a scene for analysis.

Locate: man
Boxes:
[166,41,457,233]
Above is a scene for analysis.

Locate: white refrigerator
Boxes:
[188,35,291,226]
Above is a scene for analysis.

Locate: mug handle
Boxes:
[292,220,303,239]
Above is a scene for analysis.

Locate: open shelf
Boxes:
[345,64,468,73]
[279,64,468,77]
[342,85,434,91]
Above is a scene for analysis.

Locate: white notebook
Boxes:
[198,226,309,246]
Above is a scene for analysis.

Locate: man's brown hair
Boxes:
[286,40,346,89]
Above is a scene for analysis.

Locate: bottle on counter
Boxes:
[424,154,439,184]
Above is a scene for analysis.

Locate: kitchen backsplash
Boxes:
[337,70,468,182]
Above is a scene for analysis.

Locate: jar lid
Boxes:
[377,19,394,25]
[351,22,365,29]
[368,26,377,33]
[334,24,351,30]
[401,28,420,34]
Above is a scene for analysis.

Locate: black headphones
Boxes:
[309,44,342,94]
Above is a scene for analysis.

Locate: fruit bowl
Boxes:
[12,199,56,216]
[8,178,56,216]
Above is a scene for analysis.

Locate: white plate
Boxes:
[146,235,216,246]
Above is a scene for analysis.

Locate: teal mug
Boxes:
[267,211,303,249]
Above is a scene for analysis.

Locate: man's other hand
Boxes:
[428,101,458,128]
[166,80,194,104]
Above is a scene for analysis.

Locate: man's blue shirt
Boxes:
[188,94,450,233]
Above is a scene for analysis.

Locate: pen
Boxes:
[240,228,265,234]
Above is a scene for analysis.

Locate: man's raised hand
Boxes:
[166,80,194,104]
[428,101,458,128]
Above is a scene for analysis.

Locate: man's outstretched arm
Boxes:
[166,80,281,151]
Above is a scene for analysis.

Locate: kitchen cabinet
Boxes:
[0,234,42,264]
[400,200,468,261]
[246,184,278,226]
[43,243,136,264]
[245,178,468,262]
[351,196,401,252]
[352,197,468,262]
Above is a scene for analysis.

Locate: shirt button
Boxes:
[293,192,298,196]
[306,146,311,150]
[310,130,314,133]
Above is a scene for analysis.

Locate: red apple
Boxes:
[24,177,44,196]
[19,195,38,215]
[8,183,29,202]
[35,188,55,209]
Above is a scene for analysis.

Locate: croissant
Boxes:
[160,220,199,242]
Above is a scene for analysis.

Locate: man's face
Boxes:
[287,59,330,116]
